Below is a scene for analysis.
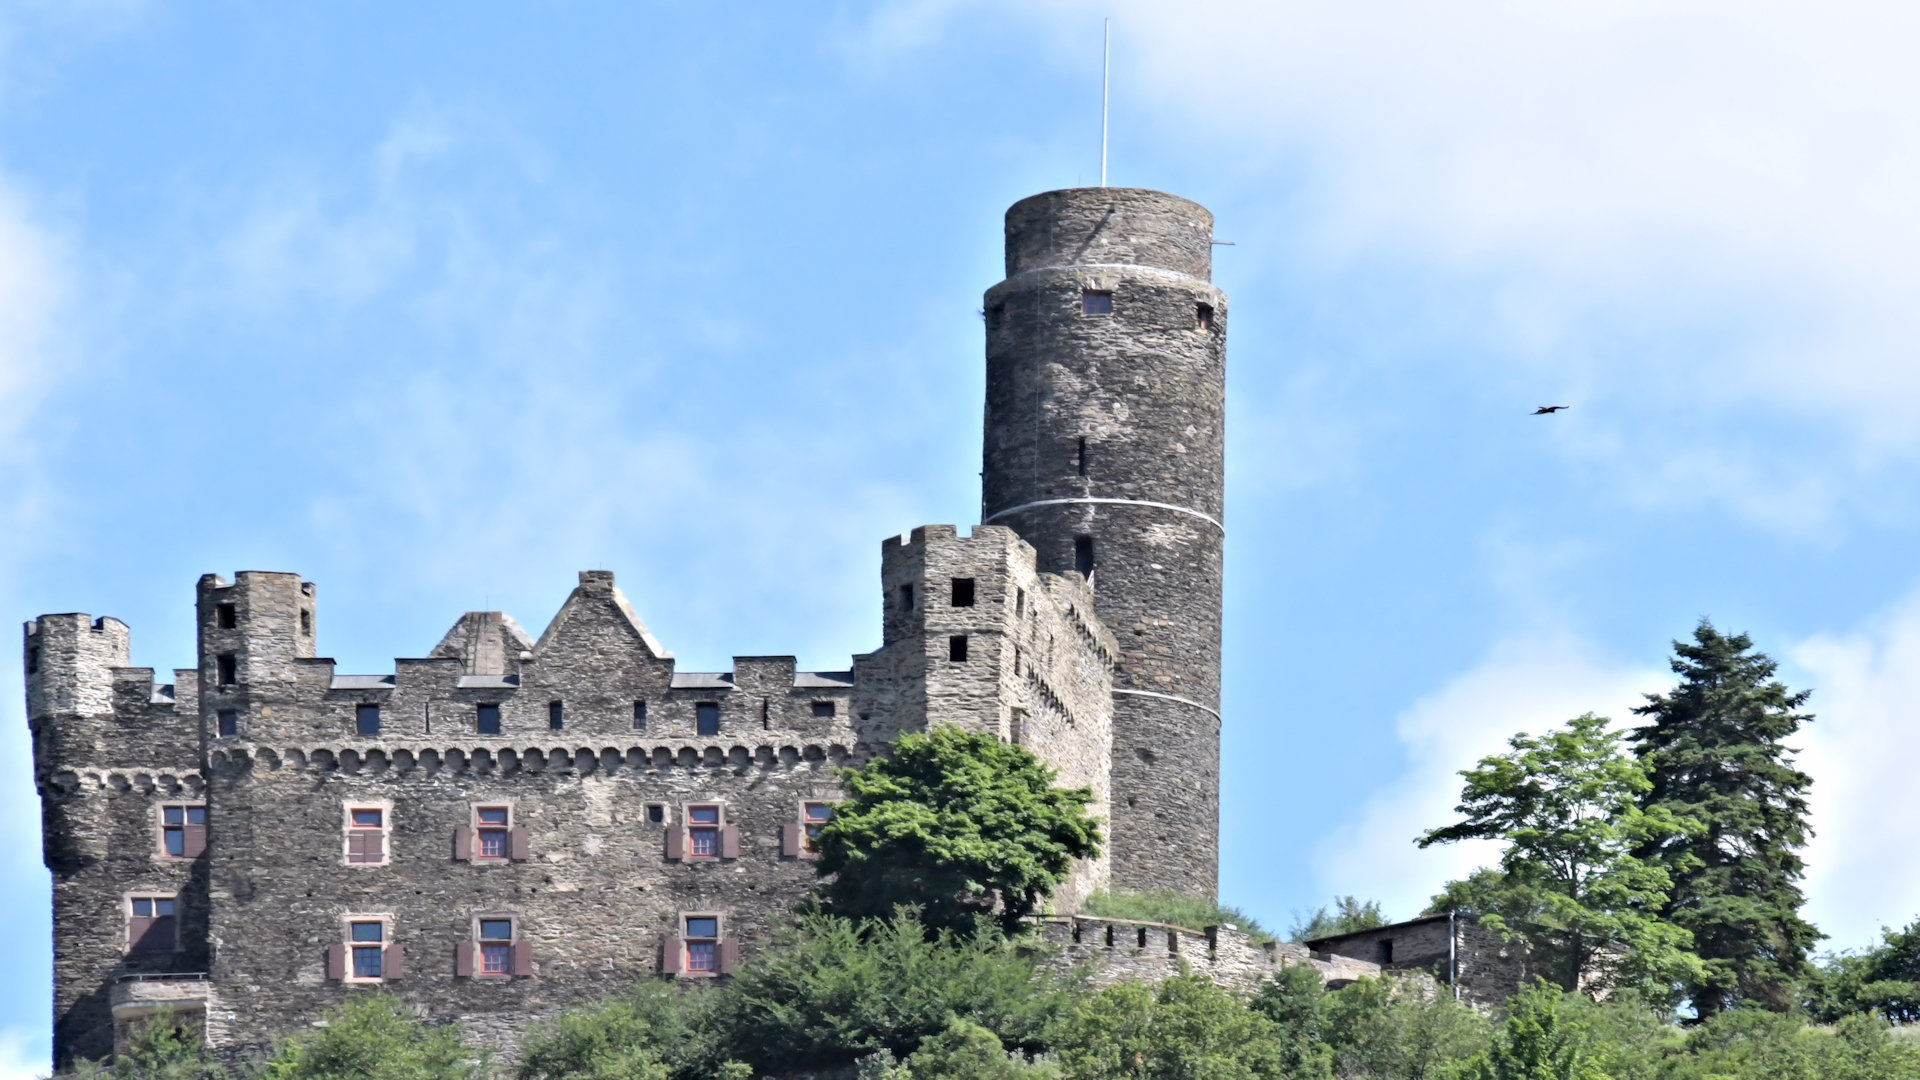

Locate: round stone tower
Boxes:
[981,187,1226,898]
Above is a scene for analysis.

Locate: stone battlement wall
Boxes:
[1031,916,1381,992]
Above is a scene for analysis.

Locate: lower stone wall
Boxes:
[1030,916,1380,993]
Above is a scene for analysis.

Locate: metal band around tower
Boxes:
[983,497,1225,533]
[1112,688,1222,722]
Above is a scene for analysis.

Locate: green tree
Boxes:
[1316,976,1490,1080]
[1629,620,1822,1016]
[718,908,1066,1073]
[1804,917,1920,1025]
[817,725,1103,934]
[1053,974,1285,1080]
[1246,965,1334,1080]
[262,995,481,1080]
[907,1017,1056,1080]
[68,1009,227,1080]
[1419,713,1703,1002]
[1287,897,1387,944]
[519,980,723,1080]
[1672,1008,1920,1080]
[1462,982,1606,1080]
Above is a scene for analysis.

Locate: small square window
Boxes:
[217,710,238,737]
[949,636,969,662]
[476,704,501,736]
[548,701,564,731]
[811,701,835,719]
[216,604,236,629]
[647,804,666,824]
[356,704,380,737]
[479,919,513,975]
[633,700,648,731]
[476,806,511,859]
[951,578,975,607]
[216,654,236,686]
[686,916,719,939]
[1082,291,1113,315]
[696,702,720,737]
[26,647,37,675]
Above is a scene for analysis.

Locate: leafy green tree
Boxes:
[519,980,724,1080]
[1804,917,1920,1025]
[907,1017,1057,1080]
[1419,713,1703,1001]
[817,725,1103,934]
[1053,974,1284,1080]
[1081,890,1274,945]
[1629,620,1821,1016]
[718,908,1066,1073]
[1287,897,1386,944]
[68,1009,228,1080]
[262,995,481,1080]
[1671,1008,1920,1080]
[1247,965,1333,1080]
[1316,976,1490,1080]
[1462,981,1606,1080]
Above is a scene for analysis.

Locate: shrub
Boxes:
[67,1008,227,1080]
[1317,976,1489,1080]
[1052,974,1284,1080]
[518,980,725,1080]
[261,995,481,1080]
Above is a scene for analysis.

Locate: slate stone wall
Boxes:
[981,188,1227,897]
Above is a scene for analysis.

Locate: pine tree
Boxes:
[1629,619,1821,1017]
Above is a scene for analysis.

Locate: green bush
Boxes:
[68,1009,227,1080]
[717,908,1068,1073]
[262,995,481,1080]
[1052,973,1285,1080]
[908,1017,1058,1080]
[518,980,726,1080]
[1668,1009,1920,1080]
[1079,891,1274,946]
[1317,976,1490,1080]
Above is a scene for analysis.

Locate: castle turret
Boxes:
[981,188,1226,897]
[197,571,318,743]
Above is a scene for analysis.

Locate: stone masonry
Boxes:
[28,188,1237,1066]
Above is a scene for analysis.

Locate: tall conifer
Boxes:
[1629,620,1820,1016]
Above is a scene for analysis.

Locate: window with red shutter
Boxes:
[454,826,473,861]
[346,807,387,865]
[664,827,684,861]
[127,897,177,953]
[326,943,346,980]
[679,914,722,976]
[780,823,800,857]
[687,805,721,858]
[455,940,475,977]
[509,826,530,861]
[719,938,740,975]
[661,938,684,975]
[477,919,514,976]
[384,944,406,979]
[720,826,740,859]
[475,807,511,860]
[510,941,533,976]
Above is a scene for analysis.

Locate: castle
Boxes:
[26,187,1230,1065]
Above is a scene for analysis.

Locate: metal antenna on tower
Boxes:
[1100,18,1110,187]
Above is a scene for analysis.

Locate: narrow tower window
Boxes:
[951,578,975,607]
[548,701,564,731]
[1082,290,1112,315]
[1196,302,1214,331]
[899,583,914,610]
[216,603,236,629]
[949,636,970,662]
[1075,536,1095,579]
[633,700,648,731]
[1077,437,1089,477]
[356,704,381,737]
[301,610,312,635]
[696,702,720,737]
[216,654,236,686]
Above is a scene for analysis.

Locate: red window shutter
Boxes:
[780,823,800,857]
[455,940,475,977]
[326,943,346,980]
[509,826,530,861]
[182,824,207,858]
[384,944,405,980]
[664,828,684,861]
[721,826,740,859]
[661,938,684,975]
[126,916,151,953]
[719,937,740,974]
[510,940,533,976]
[454,826,472,862]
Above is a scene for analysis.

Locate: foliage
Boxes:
[1289,897,1388,944]
[1316,976,1491,1080]
[1082,889,1275,945]
[1628,620,1821,1016]
[68,1009,228,1080]
[262,995,482,1080]
[1419,712,1703,1003]
[908,1017,1058,1080]
[1052,973,1285,1080]
[1247,964,1334,1080]
[518,980,723,1080]
[1461,982,1608,1080]
[717,908,1068,1073]
[1667,1008,1920,1079]
[817,725,1104,935]
[1804,917,1920,1025]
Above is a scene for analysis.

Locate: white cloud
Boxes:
[0,1027,49,1080]
[1794,593,1920,949]
[0,173,65,450]
[1314,632,1665,921]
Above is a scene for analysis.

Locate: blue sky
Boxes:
[5,0,1920,1069]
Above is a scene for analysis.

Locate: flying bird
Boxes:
[1532,405,1570,415]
